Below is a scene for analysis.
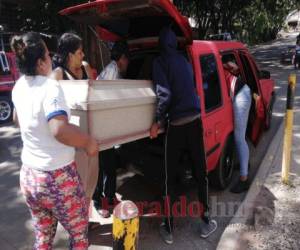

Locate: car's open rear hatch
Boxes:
[60,0,192,44]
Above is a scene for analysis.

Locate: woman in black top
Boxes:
[52,32,93,80]
[51,32,98,216]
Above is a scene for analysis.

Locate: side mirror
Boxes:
[259,70,271,79]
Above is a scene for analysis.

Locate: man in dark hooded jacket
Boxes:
[150,27,217,244]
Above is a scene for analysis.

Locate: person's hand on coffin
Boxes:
[150,122,160,139]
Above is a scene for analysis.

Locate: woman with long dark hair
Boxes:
[52,32,99,217]
[52,32,93,80]
[11,32,98,249]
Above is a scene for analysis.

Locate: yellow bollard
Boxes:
[113,200,139,250]
[282,74,297,184]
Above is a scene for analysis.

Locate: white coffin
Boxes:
[59,79,157,151]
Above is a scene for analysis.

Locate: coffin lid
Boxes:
[59,0,192,44]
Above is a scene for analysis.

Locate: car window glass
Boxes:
[200,54,222,112]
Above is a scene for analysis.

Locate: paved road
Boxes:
[0,35,299,250]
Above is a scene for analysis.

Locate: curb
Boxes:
[216,120,285,250]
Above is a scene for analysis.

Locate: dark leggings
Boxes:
[93,148,117,207]
[163,118,209,231]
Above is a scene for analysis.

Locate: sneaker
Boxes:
[93,199,110,218]
[97,209,110,218]
[159,222,173,244]
[199,219,217,238]
[230,179,250,193]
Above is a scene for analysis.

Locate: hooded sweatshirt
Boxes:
[152,27,200,125]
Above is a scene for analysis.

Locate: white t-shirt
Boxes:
[12,75,75,171]
[97,60,121,80]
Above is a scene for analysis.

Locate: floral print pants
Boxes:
[20,162,88,250]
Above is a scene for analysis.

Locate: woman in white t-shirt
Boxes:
[11,32,98,249]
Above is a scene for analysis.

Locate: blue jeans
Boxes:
[233,85,251,177]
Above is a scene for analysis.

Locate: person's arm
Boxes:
[97,62,119,80]
[82,61,95,80]
[44,80,99,156]
[48,115,98,156]
[50,67,64,81]
[150,59,171,139]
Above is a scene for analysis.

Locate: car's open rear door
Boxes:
[60,0,192,44]
[238,51,266,146]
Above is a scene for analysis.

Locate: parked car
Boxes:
[60,0,275,189]
[207,32,234,41]
[0,31,20,124]
[0,51,19,124]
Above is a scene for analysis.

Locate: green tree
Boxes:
[174,0,252,38]
[17,0,86,33]
[174,0,297,43]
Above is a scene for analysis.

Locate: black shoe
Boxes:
[97,209,110,218]
[199,219,218,238]
[159,222,173,244]
[230,179,250,193]
[94,199,111,218]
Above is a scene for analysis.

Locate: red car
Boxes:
[60,0,275,189]
[0,51,19,124]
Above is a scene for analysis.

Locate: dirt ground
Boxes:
[236,131,300,250]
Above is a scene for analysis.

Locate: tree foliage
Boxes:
[17,0,87,34]
[174,0,298,43]
[239,0,298,43]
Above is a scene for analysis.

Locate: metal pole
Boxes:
[282,74,297,184]
[113,200,139,250]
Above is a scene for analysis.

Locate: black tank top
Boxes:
[62,65,88,80]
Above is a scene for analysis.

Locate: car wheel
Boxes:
[209,136,235,190]
[265,94,275,130]
[0,96,13,124]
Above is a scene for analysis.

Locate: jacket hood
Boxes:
[159,27,177,54]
